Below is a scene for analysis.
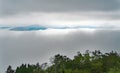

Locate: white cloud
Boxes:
[0,12,120,29]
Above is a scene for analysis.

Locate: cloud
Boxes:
[0,0,120,17]
[0,12,120,27]
[0,29,120,72]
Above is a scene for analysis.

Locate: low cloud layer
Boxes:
[0,29,120,72]
[0,12,120,27]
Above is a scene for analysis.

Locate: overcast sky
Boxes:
[0,0,120,73]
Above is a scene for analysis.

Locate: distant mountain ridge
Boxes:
[10,25,47,31]
[0,25,47,31]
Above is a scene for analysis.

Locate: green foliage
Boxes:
[6,50,120,73]
[6,65,14,73]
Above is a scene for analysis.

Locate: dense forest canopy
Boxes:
[6,50,120,73]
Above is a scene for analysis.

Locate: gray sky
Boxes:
[0,0,120,16]
[0,0,120,73]
[0,0,120,26]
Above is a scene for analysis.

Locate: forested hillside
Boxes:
[6,50,120,73]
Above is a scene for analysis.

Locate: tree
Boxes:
[5,50,120,73]
[50,54,70,73]
[6,65,14,73]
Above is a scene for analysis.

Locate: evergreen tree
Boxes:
[6,65,14,73]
